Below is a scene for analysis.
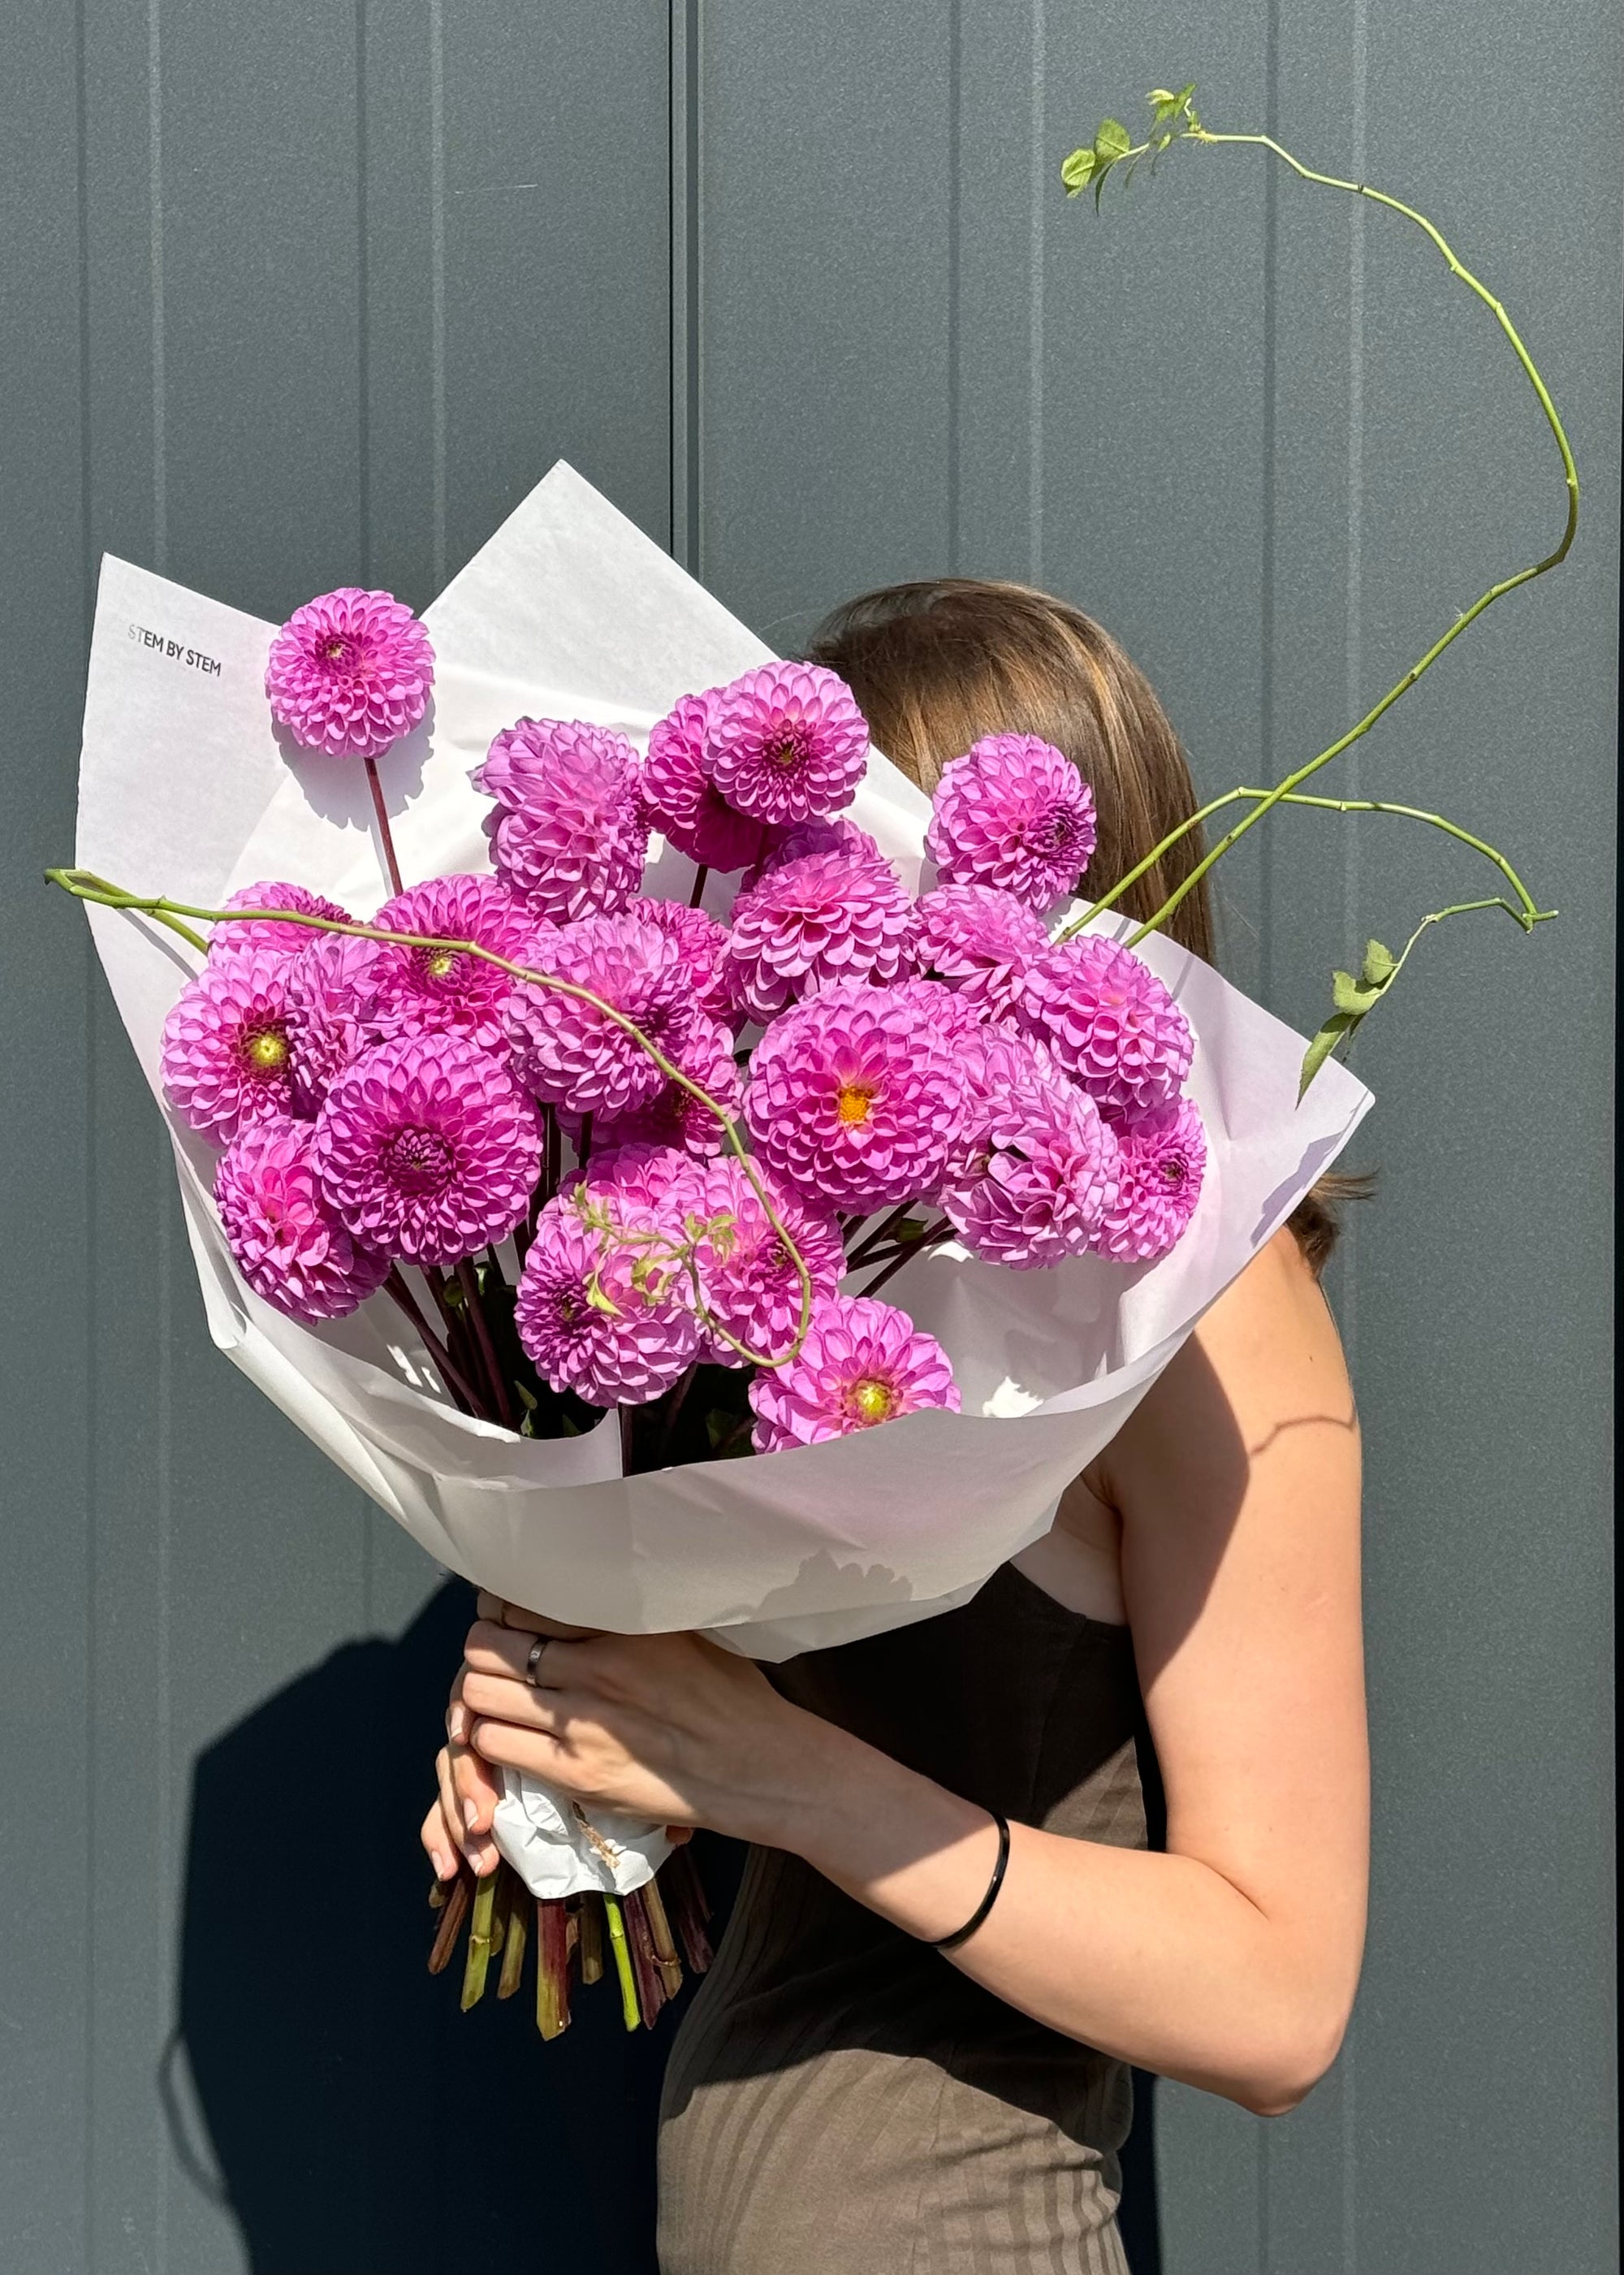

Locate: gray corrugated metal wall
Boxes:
[2,2,1615,2269]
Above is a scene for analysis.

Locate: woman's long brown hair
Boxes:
[806,576,1361,1272]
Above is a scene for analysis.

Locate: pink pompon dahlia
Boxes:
[723,850,917,1023]
[926,734,1097,911]
[266,588,434,759]
[506,913,695,1121]
[369,872,546,1052]
[743,981,966,1212]
[473,717,649,923]
[565,1014,744,1160]
[641,691,778,873]
[1020,935,1193,1118]
[161,949,299,1144]
[939,1031,1115,1268]
[749,1295,961,1451]
[516,1187,701,1408]
[1094,1097,1207,1262]
[889,976,987,1051]
[706,662,870,827]
[313,1032,540,1266]
[283,932,391,1116]
[914,884,1051,1022]
[209,880,356,960]
[628,897,736,1025]
[749,815,883,880]
[215,1114,391,1321]
[675,1157,846,1367]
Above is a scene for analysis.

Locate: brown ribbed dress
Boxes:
[657,1564,1151,2274]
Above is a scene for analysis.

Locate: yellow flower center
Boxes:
[836,1082,875,1126]
[426,948,459,979]
[246,1027,289,1070]
[850,1378,895,1425]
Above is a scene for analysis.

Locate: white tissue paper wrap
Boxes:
[73,461,1371,1899]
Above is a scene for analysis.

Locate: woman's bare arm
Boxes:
[438,1226,1367,2117]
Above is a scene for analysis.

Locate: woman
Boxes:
[421,581,1369,2274]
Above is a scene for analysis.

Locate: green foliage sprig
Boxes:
[1060,85,1573,1093]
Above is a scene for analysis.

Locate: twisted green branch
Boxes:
[1060,86,1575,1083]
[47,868,814,1373]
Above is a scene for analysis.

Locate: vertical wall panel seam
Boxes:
[670,0,702,573]
[148,0,166,573]
[945,0,961,574]
[75,0,95,2256]
[429,0,447,592]
[1026,0,1045,586]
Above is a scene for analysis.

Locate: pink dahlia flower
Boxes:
[676,1158,846,1367]
[283,932,391,1116]
[926,734,1097,911]
[743,981,966,1213]
[507,914,695,1120]
[473,717,649,923]
[939,1031,1115,1269]
[748,815,882,882]
[161,949,299,1144]
[628,897,735,1026]
[889,977,987,1051]
[516,1190,701,1408]
[565,1014,744,1159]
[749,1295,961,1451]
[209,880,356,960]
[313,1032,541,1267]
[723,850,917,1023]
[1021,936,1193,1118]
[265,588,434,759]
[215,1114,390,1320]
[1094,1097,1207,1261]
[369,873,545,1052]
[641,691,777,873]
[706,662,869,827]
[914,884,1050,1022]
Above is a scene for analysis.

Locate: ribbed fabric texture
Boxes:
[658,1564,1150,2273]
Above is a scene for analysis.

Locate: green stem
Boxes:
[45,869,817,1370]
[602,1894,641,2031]
[1062,123,1577,949]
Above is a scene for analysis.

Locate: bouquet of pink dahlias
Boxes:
[58,465,1367,2037]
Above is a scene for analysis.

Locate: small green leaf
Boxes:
[1095,117,1132,162]
[1299,1010,1358,1099]
[1060,145,1097,193]
[1331,967,1382,1017]
[585,1281,623,1317]
[514,1381,538,1412]
[1359,937,1397,987]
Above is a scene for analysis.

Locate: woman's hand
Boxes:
[453,1601,831,1847]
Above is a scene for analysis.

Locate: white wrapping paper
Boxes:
[73,461,1371,1897]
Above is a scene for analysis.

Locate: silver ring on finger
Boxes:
[525,1635,551,1688]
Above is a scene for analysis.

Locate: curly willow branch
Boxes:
[46,872,814,1371]
[1056,116,1577,954]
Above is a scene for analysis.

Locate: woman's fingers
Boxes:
[421,1794,460,1880]
[461,1666,576,1732]
[468,1715,568,1784]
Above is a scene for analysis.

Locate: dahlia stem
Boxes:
[655,1362,700,1465]
[362,754,405,899]
[857,1218,954,1301]
[45,876,818,1369]
[460,1866,499,2008]
[844,1201,918,1270]
[603,1895,641,2031]
[458,1258,515,1429]
[384,1269,484,1415]
[688,864,710,910]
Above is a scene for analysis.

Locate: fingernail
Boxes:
[447,1706,467,1741]
[463,1797,481,1832]
[431,1849,451,1879]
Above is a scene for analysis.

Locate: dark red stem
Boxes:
[385,1270,484,1415]
[363,754,404,898]
[458,1258,515,1429]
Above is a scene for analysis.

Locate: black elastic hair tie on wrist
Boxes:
[924,1808,1012,1951]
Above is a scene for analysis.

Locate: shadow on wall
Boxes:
[174,1579,1161,2274]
